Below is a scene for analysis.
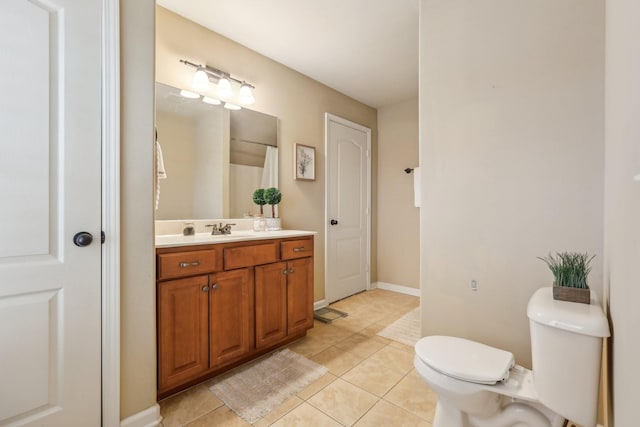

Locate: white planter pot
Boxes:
[265,217,281,231]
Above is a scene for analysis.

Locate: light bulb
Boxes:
[239,83,255,105]
[179,89,200,99]
[192,68,210,90]
[202,97,221,105]
[216,77,232,99]
[224,102,241,110]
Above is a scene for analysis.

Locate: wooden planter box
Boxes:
[553,282,591,304]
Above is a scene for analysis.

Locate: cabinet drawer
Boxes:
[158,250,220,280]
[281,239,313,260]
[224,242,278,270]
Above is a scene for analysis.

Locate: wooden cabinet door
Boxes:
[255,262,288,349]
[287,258,314,336]
[158,275,209,392]
[209,268,254,368]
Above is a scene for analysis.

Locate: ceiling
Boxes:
[156,0,419,109]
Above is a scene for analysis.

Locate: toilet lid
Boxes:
[415,336,515,385]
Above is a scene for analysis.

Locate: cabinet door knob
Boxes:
[282,269,288,275]
[289,269,295,274]
[202,286,209,292]
[211,283,218,290]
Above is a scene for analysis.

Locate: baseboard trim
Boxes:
[120,403,162,427]
[373,281,421,297]
[314,299,329,310]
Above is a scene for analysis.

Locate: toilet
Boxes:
[414,287,610,427]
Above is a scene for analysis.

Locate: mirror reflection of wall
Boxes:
[155,82,278,220]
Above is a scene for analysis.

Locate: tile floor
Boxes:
[159,288,437,426]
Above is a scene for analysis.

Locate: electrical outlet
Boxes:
[470,280,478,291]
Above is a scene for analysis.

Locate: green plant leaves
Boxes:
[537,252,595,289]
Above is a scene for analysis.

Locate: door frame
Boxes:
[324,113,372,303]
[102,0,121,425]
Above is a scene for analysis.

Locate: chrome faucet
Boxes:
[205,223,236,235]
[219,223,236,234]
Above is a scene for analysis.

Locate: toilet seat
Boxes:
[415,336,515,385]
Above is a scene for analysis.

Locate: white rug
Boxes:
[377,307,421,347]
[209,349,328,424]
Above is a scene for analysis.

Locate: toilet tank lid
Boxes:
[414,336,515,385]
[527,287,610,338]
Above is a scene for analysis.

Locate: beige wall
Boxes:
[605,1,640,425]
[377,98,420,289]
[156,6,379,301]
[120,0,157,419]
[419,0,604,368]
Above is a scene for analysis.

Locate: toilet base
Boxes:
[433,398,565,427]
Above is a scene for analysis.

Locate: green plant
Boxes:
[538,252,595,289]
[264,187,282,218]
[252,189,267,215]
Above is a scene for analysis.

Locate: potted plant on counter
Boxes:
[252,189,267,215]
[264,187,282,230]
[538,251,595,304]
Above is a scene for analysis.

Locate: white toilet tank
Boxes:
[527,287,610,427]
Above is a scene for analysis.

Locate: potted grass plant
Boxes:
[538,252,595,304]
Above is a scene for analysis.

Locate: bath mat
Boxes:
[377,307,421,347]
[314,306,348,323]
[209,348,328,424]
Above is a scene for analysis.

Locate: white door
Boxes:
[325,113,371,303]
[0,1,102,425]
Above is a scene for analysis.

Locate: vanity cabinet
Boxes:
[156,235,314,399]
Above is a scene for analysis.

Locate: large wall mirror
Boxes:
[155,82,278,220]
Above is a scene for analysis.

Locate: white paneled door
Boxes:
[325,114,371,303]
[0,1,102,425]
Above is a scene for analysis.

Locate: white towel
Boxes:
[155,140,167,210]
[413,166,421,208]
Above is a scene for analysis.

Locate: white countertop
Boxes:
[155,230,316,248]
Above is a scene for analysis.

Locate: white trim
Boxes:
[373,281,421,297]
[314,299,329,310]
[324,113,372,303]
[101,0,120,425]
[120,404,162,427]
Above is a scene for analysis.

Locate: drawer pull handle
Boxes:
[292,247,306,252]
[179,261,200,268]
[202,286,209,292]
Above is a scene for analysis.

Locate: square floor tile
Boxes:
[160,384,224,427]
[384,370,438,422]
[307,378,378,426]
[184,405,249,426]
[310,345,364,376]
[354,399,431,427]
[271,402,342,427]
[342,356,406,397]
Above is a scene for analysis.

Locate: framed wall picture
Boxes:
[294,144,315,181]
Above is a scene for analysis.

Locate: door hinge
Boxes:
[101,231,105,244]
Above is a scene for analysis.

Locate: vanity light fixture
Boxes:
[180,59,256,105]
[239,83,255,105]
[223,102,241,110]
[192,67,211,90]
[216,76,233,99]
[179,89,200,99]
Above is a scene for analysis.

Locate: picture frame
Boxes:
[294,143,315,181]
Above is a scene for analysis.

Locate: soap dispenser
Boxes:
[183,222,195,236]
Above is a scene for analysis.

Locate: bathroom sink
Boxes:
[155,229,316,248]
